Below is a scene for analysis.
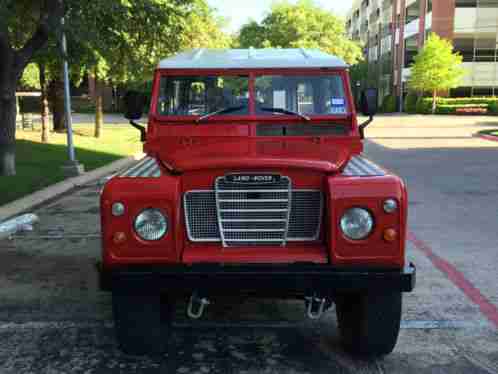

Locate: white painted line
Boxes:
[0,320,488,331]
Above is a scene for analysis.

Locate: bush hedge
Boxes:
[380,94,396,113]
[404,92,418,114]
[416,97,432,114]
[488,101,498,114]
[414,97,498,114]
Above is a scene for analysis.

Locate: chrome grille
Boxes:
[184,184,322,246]
[215,176,292,247]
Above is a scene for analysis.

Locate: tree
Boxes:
[0,0,63,175]
[0,0,204,175]
[86,0,231,139]
[408,33,466,114]
[237,0,362,65]
[181,1,232,50]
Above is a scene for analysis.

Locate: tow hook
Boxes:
[304,295,327,320]
[187,292,210,319]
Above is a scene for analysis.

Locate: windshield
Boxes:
[156,74,348,117]
[255,75,348,115]
[157,75,249,116]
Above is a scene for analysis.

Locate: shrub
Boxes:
[415,97,431,114]
[489,101,498,114]
[435,104,487,114]
[380,94,396,113]
[72,97,95,113]
[438,97,497,105]
[416,97,497,114]
[404,92,418,114]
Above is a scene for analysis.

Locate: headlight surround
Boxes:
[340,207,374,240]
[133,208,168,241]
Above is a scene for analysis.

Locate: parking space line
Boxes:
[0,319,488,331]
[408,231,498,329]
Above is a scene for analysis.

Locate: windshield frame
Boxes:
[151,68,354,122]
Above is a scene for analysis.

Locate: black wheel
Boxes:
[112,292,172,355]
[335,292,402,357]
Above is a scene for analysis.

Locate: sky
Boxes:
[206,0,352,33]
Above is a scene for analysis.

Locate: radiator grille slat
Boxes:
[215,176,292,247]
[184,185,322,245]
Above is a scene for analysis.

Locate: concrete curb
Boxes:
[0,153,145,222]
[475,133,498,143]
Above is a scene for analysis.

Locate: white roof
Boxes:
[157,48,347,70]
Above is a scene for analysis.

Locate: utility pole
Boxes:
[60,4,84,176]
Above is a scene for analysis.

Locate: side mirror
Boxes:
[360,88,378,116]
[124,90,145,120]
[358,88,378,139]
[124,90,147,142]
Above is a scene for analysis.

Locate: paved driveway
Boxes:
[1,115,497,373]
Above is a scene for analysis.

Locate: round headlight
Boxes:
[340,208,374,240]
[134,208,168,241]
[383,199,398,213]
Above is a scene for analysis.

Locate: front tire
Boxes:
[335,292,402,357]
[112,292,171,355]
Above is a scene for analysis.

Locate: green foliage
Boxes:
[2,0,230,87]
[404,92,418,114]
[380,94,396,113]
[431,97,497,105]
[413,97,497,114]
[237,0,363,65]
[72,98,96,114]
[182,1,232,50]
[489,101,498,114]
[350,61,369,85]
[435,104,487,114]
[408,33,466,107]
[416,97,432,114]
[19,64,41,90]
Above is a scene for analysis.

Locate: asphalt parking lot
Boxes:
[1,115,497,373]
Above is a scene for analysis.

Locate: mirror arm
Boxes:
[130,120,147,142]
[359,115,373,139]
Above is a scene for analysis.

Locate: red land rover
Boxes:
[98,48,415,357]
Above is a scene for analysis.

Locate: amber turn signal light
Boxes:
[113,231,127,244]
[383,228,397,242]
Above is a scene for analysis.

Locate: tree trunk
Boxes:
[39,63,50,143]
[0,44,17,176]
[94,74,103,138]
[49,77,65,132]
[432,90,437,114]
[0,89,17,176]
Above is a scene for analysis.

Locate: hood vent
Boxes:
[257,124,348,137]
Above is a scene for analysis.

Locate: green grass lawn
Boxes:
[0,123,142,206]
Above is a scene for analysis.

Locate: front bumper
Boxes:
[98,262,416,296]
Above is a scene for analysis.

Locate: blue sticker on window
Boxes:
[330,98,346,114]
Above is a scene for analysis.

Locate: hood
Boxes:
[151,137,357,173]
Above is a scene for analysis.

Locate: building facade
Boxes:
[346,0,498,102]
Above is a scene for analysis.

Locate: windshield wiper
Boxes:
[259,107,310,121]
[196,105,245,123]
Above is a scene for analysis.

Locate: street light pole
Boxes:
[60,8,84,176]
